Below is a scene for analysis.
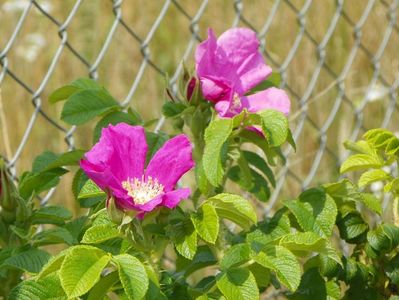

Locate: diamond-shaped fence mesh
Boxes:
[0,0,398,211]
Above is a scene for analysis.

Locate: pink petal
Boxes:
[200,76,232,102]
[80,123,148,208]
[241,87,291,115]
[214,100,241,118]
[162,188,191,209]
[145,135,194,192]
[217,28,271,94]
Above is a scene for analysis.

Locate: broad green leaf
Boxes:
[242,151,275,187]
[78,179,106,199]
[361,193,382,215]
[343,140,374,155]
[248,263,270,288]
[9,274,66,300]
[37,249,69,280]
[367,224,399,252]
[61,89,119,125]
[337,212,368,243]
[286,189,337,238]
[220,243,251,270]
[19,168,68,199]
[279,232,326,253]
[93,111,142,142]
[288,268,326,300]
[216,268,259,300]
[175,224,198,260]
[176,245,217,277]
[238,130,277,166]
[81,224,121,244]
[162,102,188,117]
[259,109,289,147]
[49,78,102,103]
[206,193,257,230]
[33,227,74,246]
[113,254,149,300]
[87,272,119,300]
[203,118,233,186]
[42,150,85,171]
[2,248,50,273]
[191,203,219,244]
[358,169,390,187]
[60,246,111,298]
[31,205,72,225]
[326,280,341,299]
[254,245,301,291]
[340,153,383,173]
[32,151,58,173]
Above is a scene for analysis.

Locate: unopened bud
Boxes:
[0,160,17,211]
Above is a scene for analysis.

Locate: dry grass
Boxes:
[0,0,398,213]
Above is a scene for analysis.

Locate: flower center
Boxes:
[230,93,242,112]
[122,176,164,205]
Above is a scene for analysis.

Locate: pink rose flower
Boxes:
[80,123,194,215]
[195,28,291,118]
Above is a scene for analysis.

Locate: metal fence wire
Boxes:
[0,0,398,209]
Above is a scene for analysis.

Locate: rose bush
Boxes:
[1,28,398,300]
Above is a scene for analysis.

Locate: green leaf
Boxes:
[358,169,390,187]
[279,232,326,253]
[288,268,326,300]
[242,151,275,187]
[31,205,72,225]
[361,193,382,215]
[2,248,50,273]
[175,245,217,278]
[61,89,119,125]
[254,245,301,292]
[87,272,119,300]
[220,244,251,270]
[259,110,289,147]
[32,151,59,173]
[162,102,188,117]
[19,168,68,198]
[216,268,259,300]
[175,223,198,260]
[81,224,121,244]
[93,111,142,142]
[191,203,219,244]
[206,193,257,230]
[203,118,233,186]
[337,212,368,243]
[42,150,85,171]
[286,189,337,238]
[145,131,169,164]
[49,78,102,103]
[59,246,111,298]
[78,179,106,199]
[9,274,66,300]
[33,227,75,246]
[340,153,383,173]
[37,249,69,280]
[249,72,281,93]
[113,254,149,300]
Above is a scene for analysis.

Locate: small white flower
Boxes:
[16,33,46,62]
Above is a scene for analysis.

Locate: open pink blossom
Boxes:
[80,123,194,215]
[195,28,291,118]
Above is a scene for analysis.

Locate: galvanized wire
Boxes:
[0,0,398,210]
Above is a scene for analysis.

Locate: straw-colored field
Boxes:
[0,0,398,213]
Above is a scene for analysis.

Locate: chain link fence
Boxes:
[0,0,398,210]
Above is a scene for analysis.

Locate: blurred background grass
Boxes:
[0,0,398,214]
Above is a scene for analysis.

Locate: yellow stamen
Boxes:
[122,176,164,205]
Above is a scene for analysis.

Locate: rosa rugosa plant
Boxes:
[3,27,399,300]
